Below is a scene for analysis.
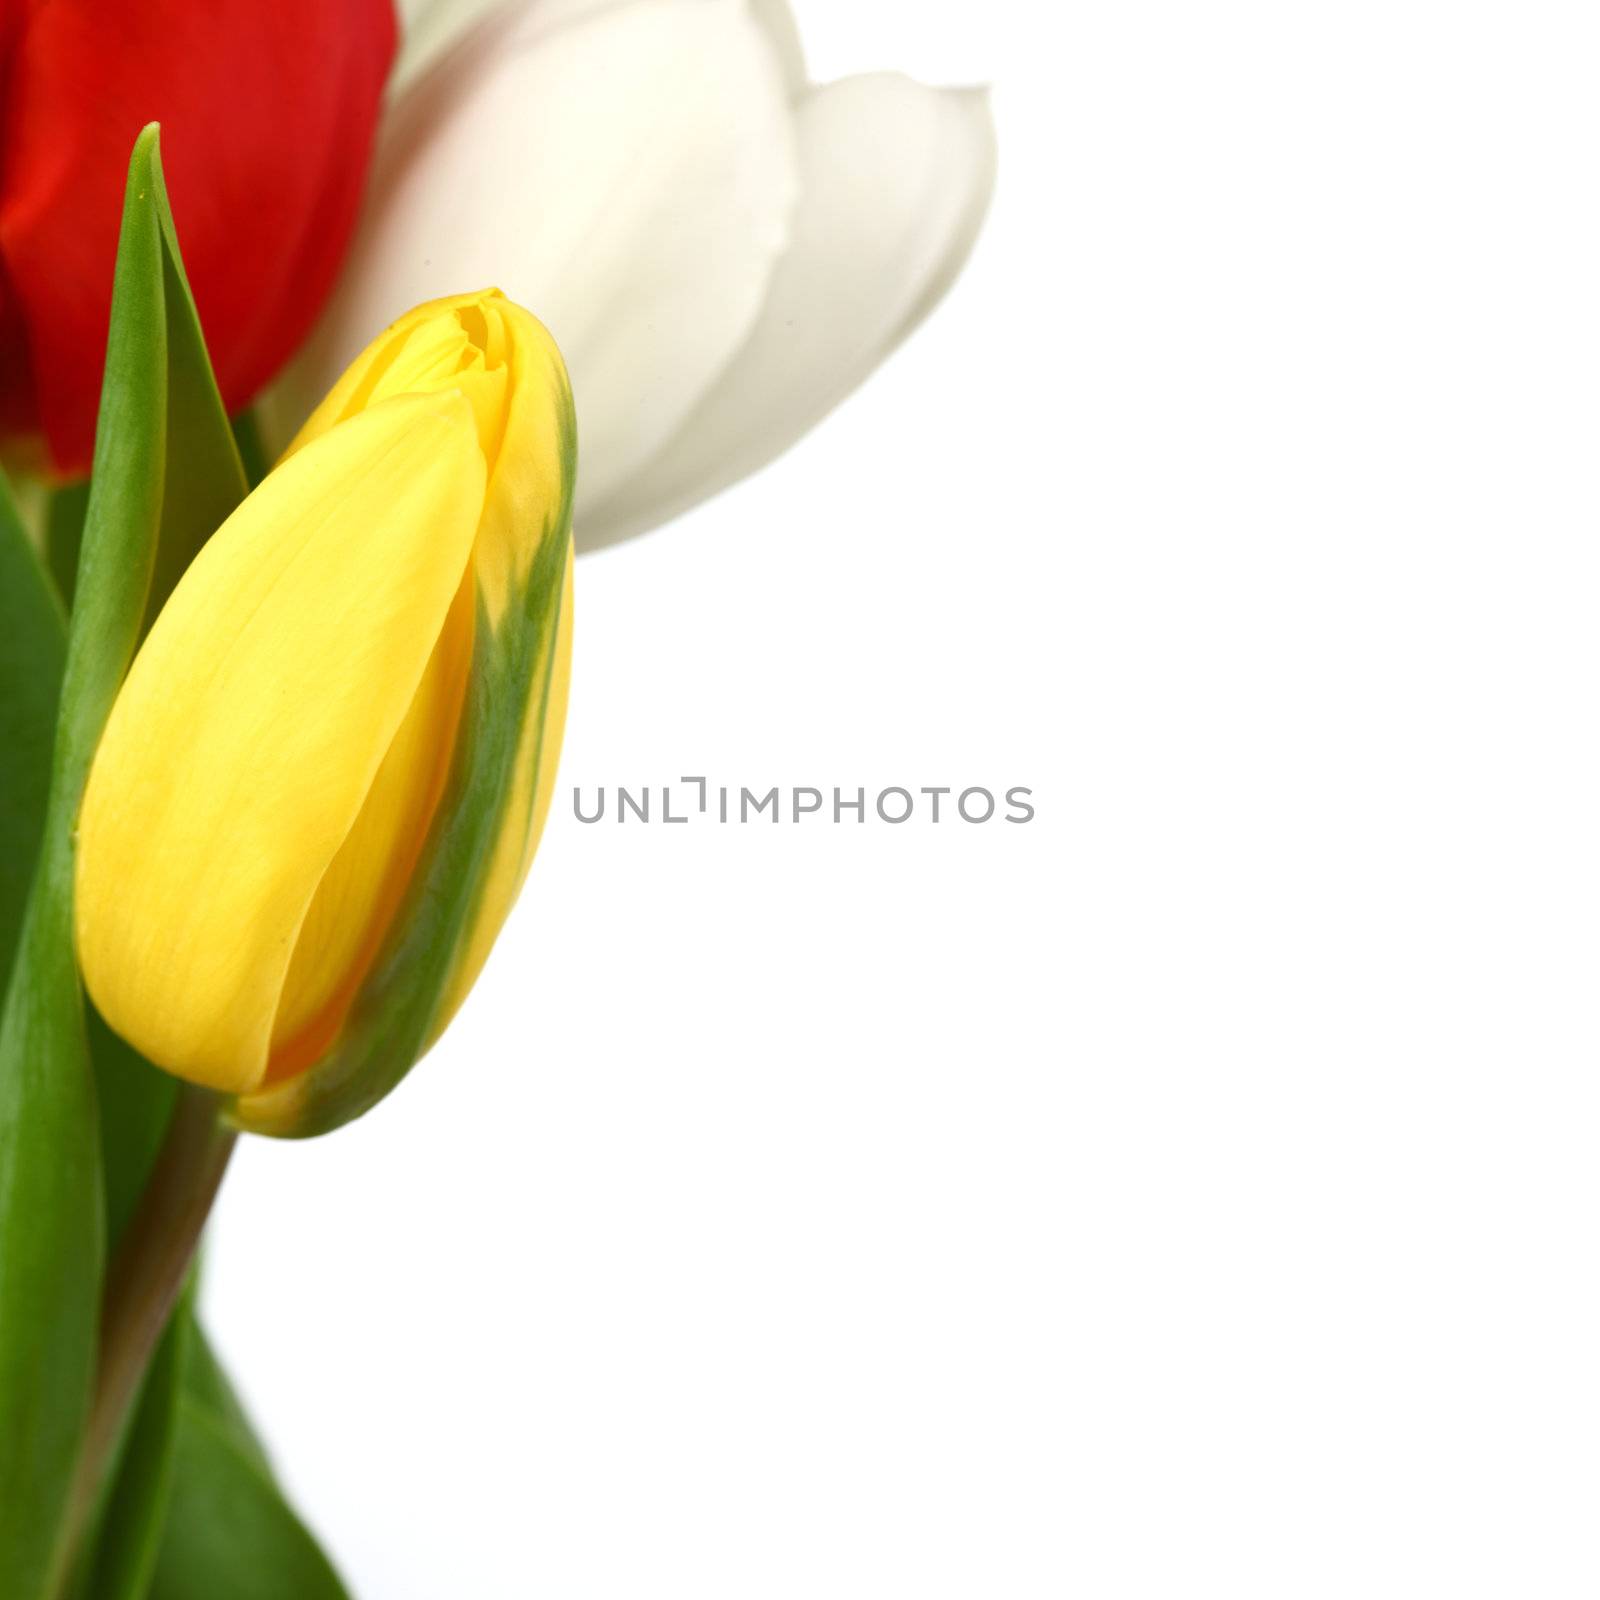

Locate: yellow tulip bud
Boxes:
[75,290,575,1136]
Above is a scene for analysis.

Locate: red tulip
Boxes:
[0,0,396,473]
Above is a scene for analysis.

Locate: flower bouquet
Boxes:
[0,2,993,1592]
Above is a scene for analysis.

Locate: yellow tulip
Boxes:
[75,289,575,1136]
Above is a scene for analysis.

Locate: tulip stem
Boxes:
[61,1084,236,1575]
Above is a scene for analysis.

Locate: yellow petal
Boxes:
[76,391,487,1094]
[288,290,573,625]
[465,296,574,627]
[266,572,476,1080]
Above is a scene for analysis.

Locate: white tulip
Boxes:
[269,0,996,552]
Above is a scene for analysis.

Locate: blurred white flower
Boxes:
[272,0,996,551]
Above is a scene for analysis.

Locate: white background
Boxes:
[209,3,1600,1596]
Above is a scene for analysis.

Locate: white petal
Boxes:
[393,0,505,92]
[272,0,797,513]
[393,0,627,94]
[578,72,997,551]
[749,0,805,92]
[396,0,435,34]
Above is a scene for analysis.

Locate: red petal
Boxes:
[0,0,397,474]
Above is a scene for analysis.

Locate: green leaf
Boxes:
[0,124,246,1598]
[47,480,91,614]
[146,1316,348,1595]
[68,1307,295,1600]
[229,409,271,491]
[0,619,105,1600]
[180,1322,271,1480]
[0,467,66,995]
[92,1007,179,1256]
[86,111,248,1271]
[78,1287,193,1600]
[148,1404,350,1600]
